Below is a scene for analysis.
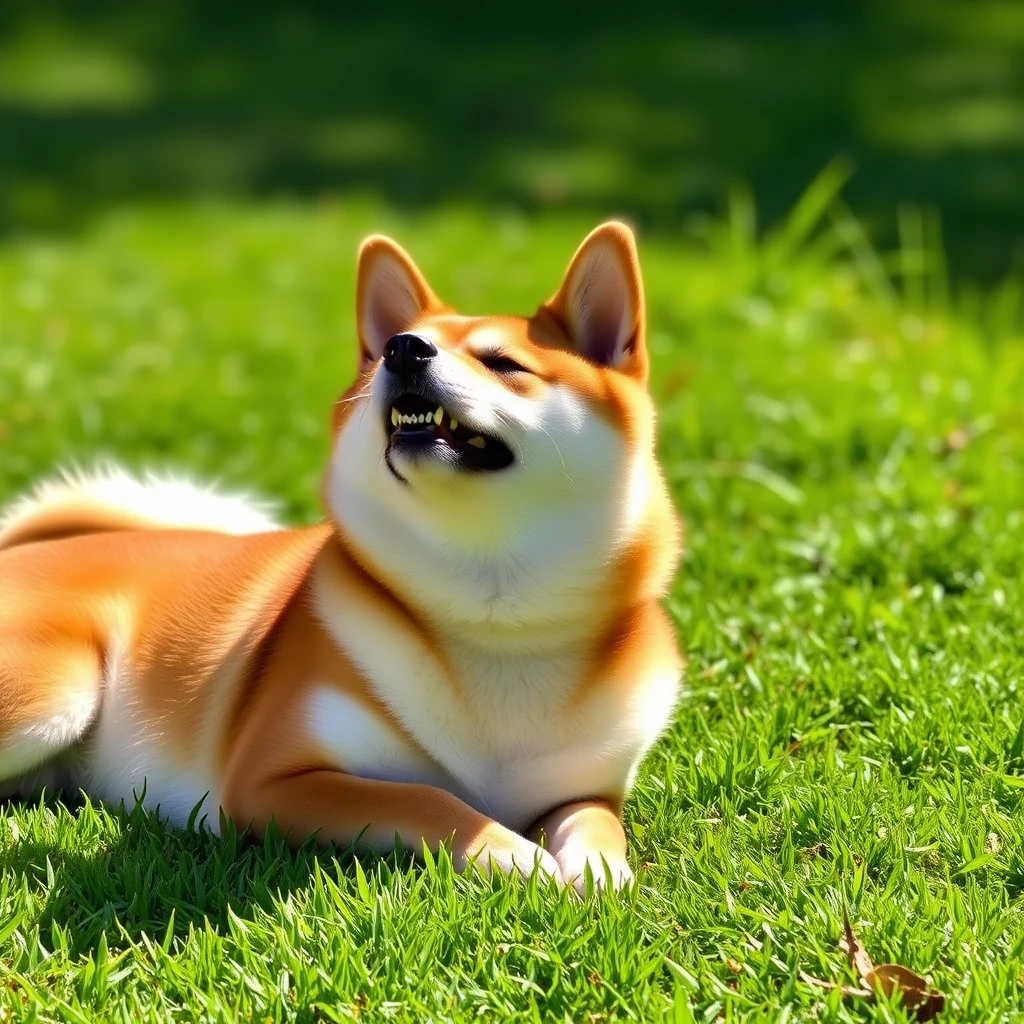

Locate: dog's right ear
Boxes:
[356,236,443,371]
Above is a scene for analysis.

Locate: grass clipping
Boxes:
[801,914,946,1020]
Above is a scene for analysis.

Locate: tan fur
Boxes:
[0,222,683,891]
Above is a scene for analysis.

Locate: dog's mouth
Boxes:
[384,393,514,475]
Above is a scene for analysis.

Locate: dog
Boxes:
[0,222,682,891]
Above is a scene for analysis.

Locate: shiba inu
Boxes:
[0,222,682,891]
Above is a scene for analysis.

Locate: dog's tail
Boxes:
[0,464,280,551]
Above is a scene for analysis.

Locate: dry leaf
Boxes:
[867,964,946,1020]
[725,958,742,974]
[804,915,947,1022]
[840,914,875,980]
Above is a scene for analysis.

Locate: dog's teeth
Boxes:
[434,407,444,425]
[391,408,399,426]
[450,417,458,431]
[468,436,487,448]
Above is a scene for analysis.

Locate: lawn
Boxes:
[1,176,1023,1022]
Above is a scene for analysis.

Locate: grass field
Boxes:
[1,174,1023,1022]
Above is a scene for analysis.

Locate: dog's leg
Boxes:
[223,769,562,883]
[527,799,632,894]
[0,640,102,784]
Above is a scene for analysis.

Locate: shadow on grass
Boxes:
[1,793,414,956]
[1,0,1023,279]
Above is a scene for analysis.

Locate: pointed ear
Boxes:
[356,235,442,370]
[545,221,646,378]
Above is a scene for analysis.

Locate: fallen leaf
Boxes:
[804,915,947,1021]
[840,914,875,980]
[866,964,946,1020]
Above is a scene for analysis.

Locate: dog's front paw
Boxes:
[459,826,562,885]
[555,849,633,896]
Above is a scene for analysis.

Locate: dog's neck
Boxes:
[325,492,630,652]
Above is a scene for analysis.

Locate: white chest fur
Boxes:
[310,567,675,829]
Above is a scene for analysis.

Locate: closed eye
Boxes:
[479,353,530,375]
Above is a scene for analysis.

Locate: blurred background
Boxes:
[3,0,1023,283]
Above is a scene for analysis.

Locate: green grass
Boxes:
[1,176,1023,1021]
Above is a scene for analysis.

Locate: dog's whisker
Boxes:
[337,388,372,407]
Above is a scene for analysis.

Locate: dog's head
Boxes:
[326,223,679,628]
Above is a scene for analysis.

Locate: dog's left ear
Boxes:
[544,221,647,379]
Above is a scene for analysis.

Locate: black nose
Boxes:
[382,333,437,375]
